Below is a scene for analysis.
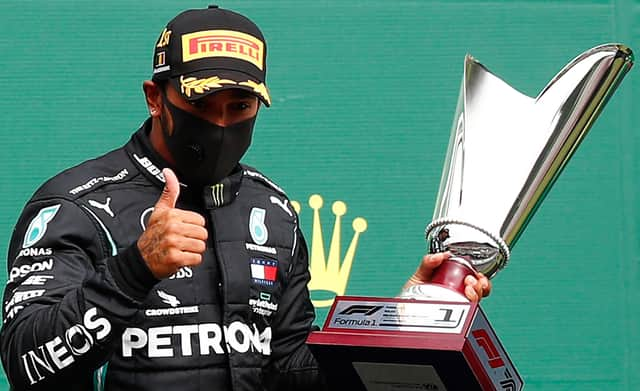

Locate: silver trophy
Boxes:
[309,45,632,390]
[402,44,633,301]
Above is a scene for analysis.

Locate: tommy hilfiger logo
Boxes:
[250,258,277,286]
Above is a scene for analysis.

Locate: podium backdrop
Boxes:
[1,1,637,389]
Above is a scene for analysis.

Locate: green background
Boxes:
[1,0,638,389]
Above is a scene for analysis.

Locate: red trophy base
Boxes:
[307,296,523,390]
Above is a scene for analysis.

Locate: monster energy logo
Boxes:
[211,184,224,207]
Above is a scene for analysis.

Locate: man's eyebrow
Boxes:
[229,89,256,99]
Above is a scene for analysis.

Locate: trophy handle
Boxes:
[399,257,475,302]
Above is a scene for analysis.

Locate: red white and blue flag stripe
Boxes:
[251,258,278,285]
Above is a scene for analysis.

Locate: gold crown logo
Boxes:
[291,195,367,308]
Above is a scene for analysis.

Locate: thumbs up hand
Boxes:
[137,168,208,279]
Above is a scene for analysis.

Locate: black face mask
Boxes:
[160,93,255,186]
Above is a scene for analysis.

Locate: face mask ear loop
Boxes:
[158,85,173,137]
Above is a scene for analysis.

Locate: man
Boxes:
[1,5,490,390]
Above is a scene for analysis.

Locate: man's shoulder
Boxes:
[240,164,287,196]
[31,147,137,203]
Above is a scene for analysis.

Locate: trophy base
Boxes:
[308,296,523,391]
[399,283,469,302]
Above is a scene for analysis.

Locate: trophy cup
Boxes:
[307,44,633,390]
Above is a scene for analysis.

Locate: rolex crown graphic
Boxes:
[291,194,367,308]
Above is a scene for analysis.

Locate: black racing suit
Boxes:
[1,120,324,390]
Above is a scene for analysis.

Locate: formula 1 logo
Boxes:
[338,305,384,316]
[469,311,523,390]
[471,329,505,369]
[22,205,61,248]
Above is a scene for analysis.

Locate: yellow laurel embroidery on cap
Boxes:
[156,28,172,48]
[179,76,237,98]
[239,80,271,105]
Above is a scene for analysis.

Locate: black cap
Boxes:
[152,6,271,106]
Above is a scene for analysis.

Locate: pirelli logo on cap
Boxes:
[182,30,264,70]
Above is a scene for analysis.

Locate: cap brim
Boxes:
[169,69,271,107]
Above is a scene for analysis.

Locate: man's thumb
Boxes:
[156,168,180,209]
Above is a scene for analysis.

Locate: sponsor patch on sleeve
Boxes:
[22,205,61,248]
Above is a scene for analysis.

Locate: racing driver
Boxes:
[0,5,490,390]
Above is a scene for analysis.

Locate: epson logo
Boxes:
[9,259,54,284]
[122,322,271,358]
[20,308,111,385]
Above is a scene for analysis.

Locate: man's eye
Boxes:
[232,102,251,111]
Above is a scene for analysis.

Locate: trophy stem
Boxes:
[398,257,476,302]
[430,257,477,296]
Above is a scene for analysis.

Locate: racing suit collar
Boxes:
[126,118,173,188]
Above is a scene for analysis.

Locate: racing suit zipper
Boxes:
[207,208,235,388]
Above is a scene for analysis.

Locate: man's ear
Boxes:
[143,80,163,118]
